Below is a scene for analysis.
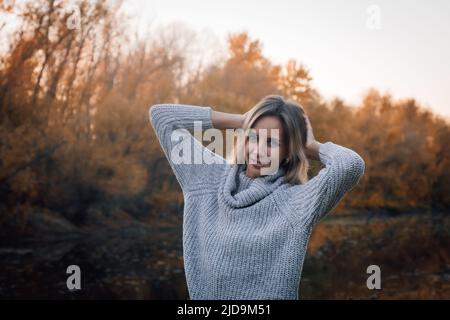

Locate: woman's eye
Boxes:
[248,133,258,142]
[268,139,279,147]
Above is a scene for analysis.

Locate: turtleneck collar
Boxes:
[221,163,287,209]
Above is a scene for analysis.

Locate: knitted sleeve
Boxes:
[149,104,227,193]
[287,141,365,226]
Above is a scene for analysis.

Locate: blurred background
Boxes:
[0,0,449,299]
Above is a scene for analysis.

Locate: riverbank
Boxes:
[0,211,448,299]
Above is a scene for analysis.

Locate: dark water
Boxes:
[0,226,188,299]
[1,214,449,299]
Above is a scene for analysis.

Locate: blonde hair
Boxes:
[227,95,310,184]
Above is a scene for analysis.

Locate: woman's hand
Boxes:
[303,114,322,161]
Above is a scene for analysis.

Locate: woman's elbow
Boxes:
[149,104,166,127]
[347,152,365,185]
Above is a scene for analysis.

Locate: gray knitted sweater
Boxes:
[149,103,365,300]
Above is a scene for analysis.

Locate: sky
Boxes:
[125,0,450,117]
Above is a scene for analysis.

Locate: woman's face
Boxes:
[244,115,288,178]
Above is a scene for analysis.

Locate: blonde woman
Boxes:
[149,94,365,300]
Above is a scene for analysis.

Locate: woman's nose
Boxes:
[248,135,272,158]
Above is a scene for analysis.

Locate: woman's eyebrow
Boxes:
[250,131,281,140]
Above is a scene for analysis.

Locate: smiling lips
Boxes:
[249,158,271,168]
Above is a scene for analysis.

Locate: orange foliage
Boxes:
[0,1,448,231]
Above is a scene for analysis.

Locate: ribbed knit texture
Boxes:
[149,103,365,300]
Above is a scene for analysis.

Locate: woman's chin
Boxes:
[247,163,273,177]
[245,164,259,178]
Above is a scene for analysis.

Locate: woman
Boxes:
[149,94,365,300]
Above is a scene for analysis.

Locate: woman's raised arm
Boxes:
[285,113,365,227]
[149,103,228,193]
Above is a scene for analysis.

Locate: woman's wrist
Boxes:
[211,110,245,129]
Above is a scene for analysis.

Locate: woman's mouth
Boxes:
[249,159,271,169]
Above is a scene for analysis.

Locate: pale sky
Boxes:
[124,0,450,117]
